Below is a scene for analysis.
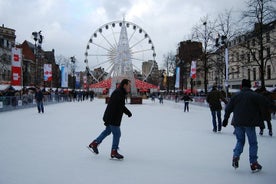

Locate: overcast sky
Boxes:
[0,0,246,71]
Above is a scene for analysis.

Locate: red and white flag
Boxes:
[44,64,52,82]
[83,76,87,89]
[11,47,22,86]
[190,61,196,79]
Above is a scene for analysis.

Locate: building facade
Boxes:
[209,20,276,90]
[176,40,203,91]
[0,25,16,86]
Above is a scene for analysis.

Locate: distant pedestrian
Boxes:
[158,93,164,104]
[175,93,179,103]
[181,94,193,112]
[255,87,273,136]
[206,85,227,132]
[151,93,155,102]
[35,87,44,113]
[88,79,132,160]
[90,90,95,101]
[222,79,276,172]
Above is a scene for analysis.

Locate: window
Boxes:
[267,65,271,80]
[252,39,255,46]
[253,68,256,81]
[248,69,251,80]
[252,51,256,60]
[267,47,271,58]
[241,51,245,61]
[247,53,250,62]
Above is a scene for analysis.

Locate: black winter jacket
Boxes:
[35,91,44,102]
[206,89,227,111]
[103,87,131,126]
[224,87,276,127]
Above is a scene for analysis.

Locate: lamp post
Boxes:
[215,34,229,98]
[32,31,43,86]
[203,21,208,94]
[70,56,76,89]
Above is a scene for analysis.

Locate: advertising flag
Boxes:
[163,73,167,87]
[175,67,180,88]
[61,65,68,88]
[83,75,87,89]
[75,72,80,89]
[190,61,196,79]
[11,47,22,86]
[44,64,52,81]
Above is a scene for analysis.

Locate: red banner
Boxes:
[44,64,52,81]
[11,47,22,86]
[190,61,196,79]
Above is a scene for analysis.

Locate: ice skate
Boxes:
[259,129,263,136]
[250,162,262,172]
[269,130,273,136]
[111,149,124,160]
[232,157,239,169]
[88,140,99,154]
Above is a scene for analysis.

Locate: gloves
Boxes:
[222,119,228,127]
[128,112,132,117]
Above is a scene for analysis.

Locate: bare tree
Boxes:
[55,55,76,75]
[192,16,216,94]
[163,51,176,91]
[213,9,241,91]
[241,0,276,88]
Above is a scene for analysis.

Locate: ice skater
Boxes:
[35,87,44,113]
[88,79,132,159]
[181,94,193,112]
[206,85,227,132]
[222,79,276,172]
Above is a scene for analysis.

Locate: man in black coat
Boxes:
[35,87,44,113]
[222,79,276,172]
[88,79,132,159]
[181,94,193,112]
[206,85,227,132]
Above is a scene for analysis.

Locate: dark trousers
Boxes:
[184,102,189,112]
[211,110,222,131]
[36,101,44,113]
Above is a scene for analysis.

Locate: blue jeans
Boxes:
[95,125,121,150]
[210,110,221,131]
[233,126,258,163]
[37,101,44,113]
[184,102,189,112]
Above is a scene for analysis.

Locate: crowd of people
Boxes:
[0,86,95,111]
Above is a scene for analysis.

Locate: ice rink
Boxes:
[1,98,276,184]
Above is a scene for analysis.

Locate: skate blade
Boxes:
[110,157,124,161]
[86,146,98,155]
[251,169,261,173]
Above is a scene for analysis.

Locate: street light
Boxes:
[70,56,76,89]
[215,34,229,98]
[203,21,208,94]
[32,31,43,86]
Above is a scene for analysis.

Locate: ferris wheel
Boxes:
[84,20,156,82]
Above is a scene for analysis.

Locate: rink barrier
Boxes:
[164,95,276,120]
[0,94,71,112]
